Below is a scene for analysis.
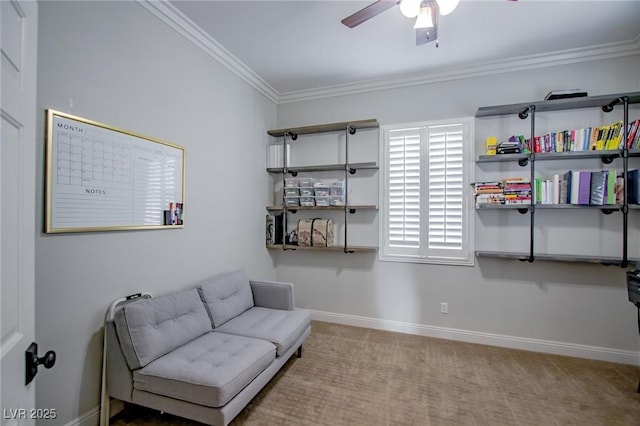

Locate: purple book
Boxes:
[578,171,591,205]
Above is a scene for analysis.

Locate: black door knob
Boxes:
[39,350,56,369]
[25,342,56,385]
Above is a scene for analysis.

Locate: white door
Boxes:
[1,0,38,425]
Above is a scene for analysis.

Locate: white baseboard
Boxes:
[310,310,640,366]
[64,400,123,426]
[63,406,98,426]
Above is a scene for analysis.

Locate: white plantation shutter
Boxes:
[381,119,473,265]
[388,129,421,249]
[428,124,463,251]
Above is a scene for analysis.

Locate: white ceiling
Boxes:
[168,0,640,98]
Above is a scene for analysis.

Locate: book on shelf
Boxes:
[503,178,532,205]
[504,196,531,205]
[552,174,561,204]
[627,119,640,149]
[615,174,625,204]
[474,181,502,194]
[485,136,497,155]
[265,214,274,245]
[605,169,617,205]
[534,174,562,205]
[604,121,623,151]
[533,136,540,153]
[474,177,532,206]
[588,127,599,151]
[559,178,568,205]
[502,176,528,183]
[561,169,619,206]
[564,170,578,204]
[534,179,543,204]
[510,117,639,154]
[589,171,606,206]
[265,213,284,245]
[475,193,505,206]
[507,135,530,154]
[577,171,591,205]
[629,169,640,205]
[475,170,630,207]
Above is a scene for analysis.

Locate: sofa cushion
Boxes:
[198,270,254,328]
[115,289,212,369]
[215,307,311,357]
[133,332,275,408]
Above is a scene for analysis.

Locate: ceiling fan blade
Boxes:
[341,0,399,28]
[416,25,438,46]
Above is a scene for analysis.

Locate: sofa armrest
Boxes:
[250,280,294,310]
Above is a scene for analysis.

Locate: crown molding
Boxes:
[278,36,640,104]
[137,0,279,103]
[139,0,640,106]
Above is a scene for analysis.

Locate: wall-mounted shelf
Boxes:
[477,150,623,164]
[266,244,378,253]
[474,91,640,266]
[476,149,640,166]
[476,251,639,266]
[266,119,379,253]
[267,162,378,174]
[476,204,623,211]
[267,119,379,137]
[475,92,640,117]
[267,205,377,213]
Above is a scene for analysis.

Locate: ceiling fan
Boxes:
[341,0,516,47]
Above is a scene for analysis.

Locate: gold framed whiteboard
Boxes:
[45,109,185,233]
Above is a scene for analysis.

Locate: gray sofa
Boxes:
[103,270,311,425]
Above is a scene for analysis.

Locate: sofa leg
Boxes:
[297,346,302,358]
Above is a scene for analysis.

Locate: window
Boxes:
[380,118,474,265]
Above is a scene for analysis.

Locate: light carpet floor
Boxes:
[111,321,640,425]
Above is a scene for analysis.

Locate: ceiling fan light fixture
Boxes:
[435,0,460,16]
[400,0,421,18]
[413,5,435,29]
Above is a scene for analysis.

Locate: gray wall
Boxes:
[35,2,276,424]
[275,56,640,353]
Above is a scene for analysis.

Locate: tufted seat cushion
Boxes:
[114,289,212,369]
[133,332,275,408]
[215,307,311,357]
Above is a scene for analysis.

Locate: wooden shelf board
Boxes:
[267,161,378,174]
[475,92,640,117]
[535,204,622,210]
[266,244,378,253]
[477,153,529,163]
[477,150,622,163]
[476,204,623,211]
[266,205,377,212]
[476,250,638,266]
[267,119,379,137]
[476,204,530,210]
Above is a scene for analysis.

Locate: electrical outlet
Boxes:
[440,302,448,314]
